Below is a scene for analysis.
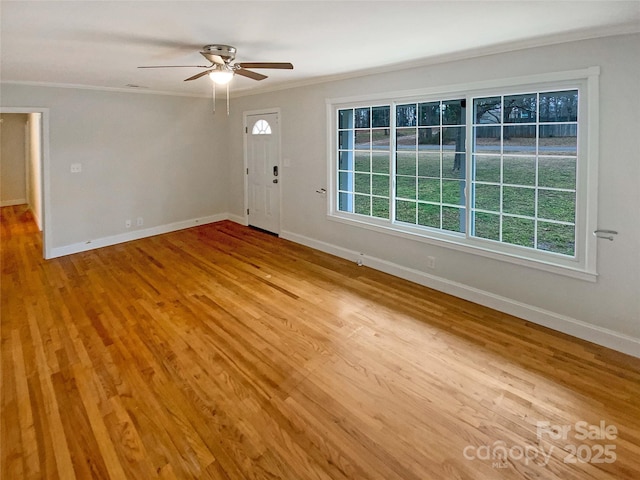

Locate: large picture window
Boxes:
[329,69,598,279]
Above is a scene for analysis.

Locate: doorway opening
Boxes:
[0,107,50,258]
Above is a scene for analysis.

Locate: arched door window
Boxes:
[252,119,272,135]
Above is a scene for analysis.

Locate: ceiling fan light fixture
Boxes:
[209,68,234,85]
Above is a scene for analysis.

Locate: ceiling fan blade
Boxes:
[200,52,225,65]
[184,69,214,82]
[236,62,294,70]
[138,65,210,69]
[235,68,268,81]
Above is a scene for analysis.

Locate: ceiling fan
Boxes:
[138,44,294,113]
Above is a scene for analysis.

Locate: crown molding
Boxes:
[0,80,209,98]
[232,24,640,99]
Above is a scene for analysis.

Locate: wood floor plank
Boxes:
[2,204,639,479]
[24,294,77,480]
[71,363,130,480]
[10,329,40,479]
[51,364,111,480]
[2,329,25,480]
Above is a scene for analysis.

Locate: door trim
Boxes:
[243,107,282,234]
[1,107,51,259]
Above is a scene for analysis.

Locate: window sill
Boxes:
[327,212,597,282]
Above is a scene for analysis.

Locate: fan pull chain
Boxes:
[226,83,230,116]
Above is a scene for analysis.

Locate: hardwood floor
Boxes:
[2,204,639,480]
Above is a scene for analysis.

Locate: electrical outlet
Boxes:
[70,163,82,173]
[427,256,436,269]
[136,217,144,227]
[125,219,132,228]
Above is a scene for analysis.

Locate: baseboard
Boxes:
[227,213,248,226]
[1,199,27,207]
[50,213,229,258]
[280,230,640,358]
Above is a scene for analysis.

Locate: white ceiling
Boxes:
[1,1,639,97]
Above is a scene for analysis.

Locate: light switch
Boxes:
[70,163,82,173]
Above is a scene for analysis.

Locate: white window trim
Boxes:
[326,67,600,282]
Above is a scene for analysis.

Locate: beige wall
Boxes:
[0,113,28,205]
[0,87,228,249]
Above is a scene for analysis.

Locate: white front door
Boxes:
[246,112,280,234]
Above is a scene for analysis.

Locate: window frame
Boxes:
[326,67,600,281]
